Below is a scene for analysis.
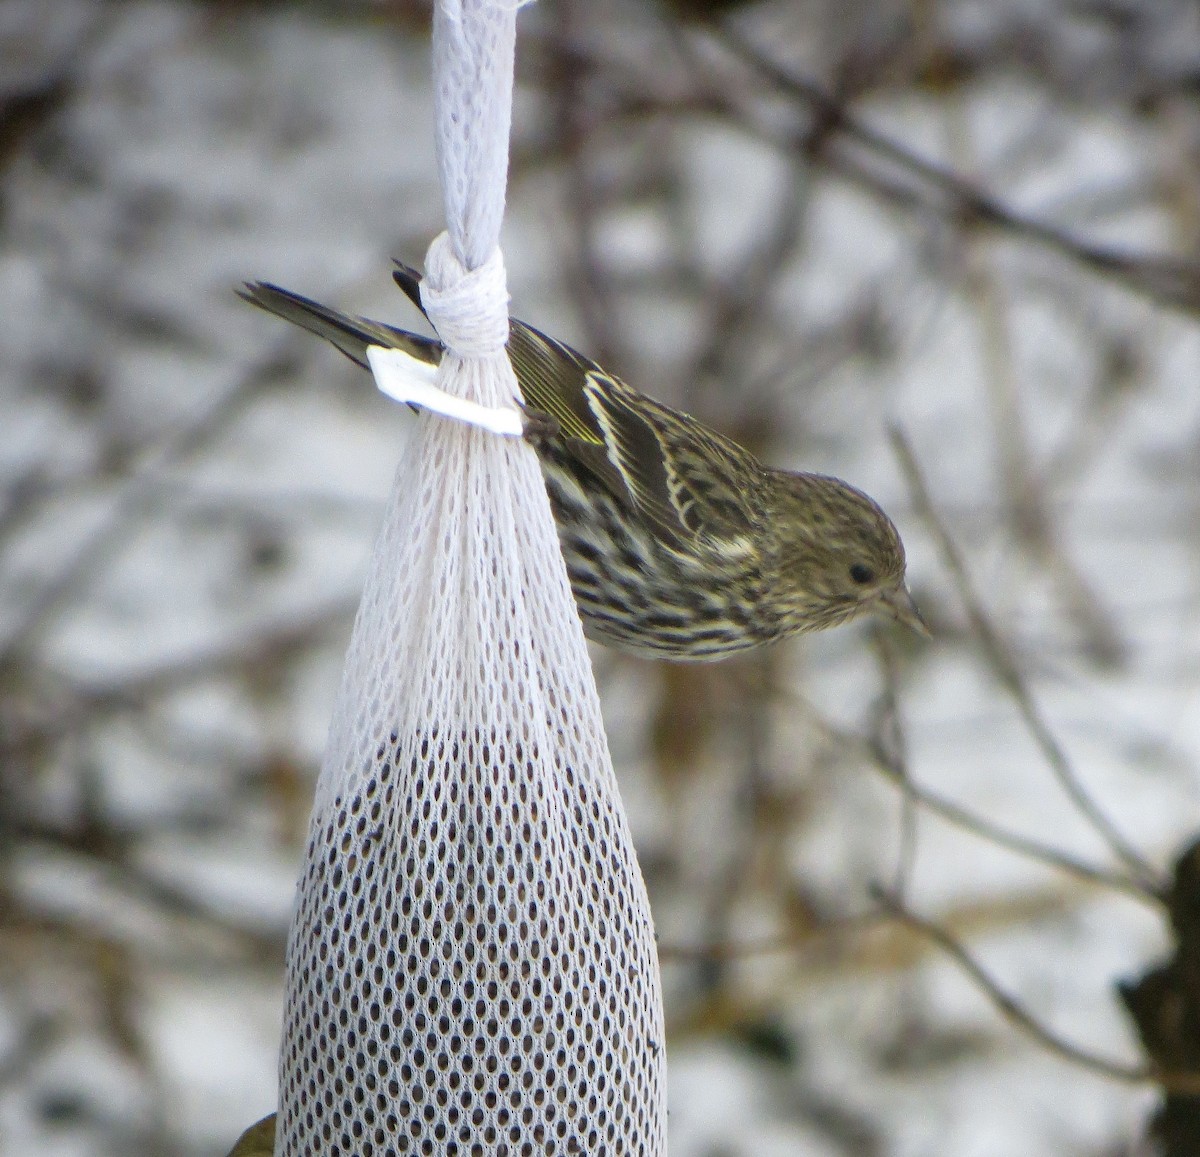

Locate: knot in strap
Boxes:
[420,233,510,358]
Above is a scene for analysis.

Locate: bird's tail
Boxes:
[392,261,425,313]
[237,279,442,371]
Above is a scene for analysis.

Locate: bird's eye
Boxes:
[849,563,875,585]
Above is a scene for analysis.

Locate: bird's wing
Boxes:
[394,262,762,550]
[629,389,766,546]
[511,320,762,551]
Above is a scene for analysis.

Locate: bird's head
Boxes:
[768,472,927,636]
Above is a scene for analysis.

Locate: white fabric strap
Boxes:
[367,344,522,436]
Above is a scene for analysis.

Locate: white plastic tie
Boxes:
[366,344,522,436]
[420,231,511,358]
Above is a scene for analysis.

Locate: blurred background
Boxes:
[4,0,1200,1154]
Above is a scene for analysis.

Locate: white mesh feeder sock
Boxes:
[275,1,667,1154]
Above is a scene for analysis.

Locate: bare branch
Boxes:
[0,348,302,668]
[711,26,1200,315]
[889,424,1161,894]
[872,886,1200,1096]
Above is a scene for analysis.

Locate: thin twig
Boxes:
[0,348,301,668]
[657,909,887,963]
[730,665,1154,900]
[692,653,777,996]
[1,595,357,762]
[949,96,1126,668]
[712,26,1200,315]
[14,825,286,957]
[547,2,623,371]
[867,742,1150,900]
[872,886,1200,1095]
[870,627,920,901]
[888,424,1161,894]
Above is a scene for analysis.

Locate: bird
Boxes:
[238,264,926,660]
[222,1112,275,1157]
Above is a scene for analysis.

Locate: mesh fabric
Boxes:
[276,418,666,1155]
[276,2,666,1151]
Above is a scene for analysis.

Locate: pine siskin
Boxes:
[222,1112,275,1157]
[238,265,926,659]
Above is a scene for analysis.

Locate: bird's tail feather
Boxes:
[237,280,441,370]
[392,262,424,313]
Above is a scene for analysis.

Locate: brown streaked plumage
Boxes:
[237,265,925,659]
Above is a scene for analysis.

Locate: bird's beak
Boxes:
[879,584,931,637]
